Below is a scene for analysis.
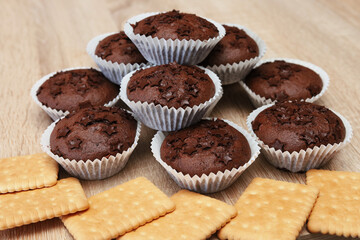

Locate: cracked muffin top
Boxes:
[126,62,215,109]
[50,106,137,161]
[160,119,251,176]
[251,102,345,153]
[200,25,259,66]
[131,10,219,41]
[95,31,146,64]
[244,60,323,101]
[37,69,119,112]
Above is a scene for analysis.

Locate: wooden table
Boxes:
[1,0,359,239]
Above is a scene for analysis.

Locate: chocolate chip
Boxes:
[49,85,62,96]
[103,125,117,136]
[138,80,149,89]
[181,99,189,106]
[268,77,281,86]
[272,139,284,151]
[68,137,82,149]
[274,91,289,101]
[220,154,232,165]
[52,148,63,156]
[163,91,174,101]
[110,141,123,152]
[160,80,168,87]
[278,66,293,79]
[57,127,70,138]
[78,101,93,110]
[183,137,198,155]
[54,78,65,86]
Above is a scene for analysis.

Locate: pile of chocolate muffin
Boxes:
[31,10,351,193]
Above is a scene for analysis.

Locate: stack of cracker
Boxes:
[0,153,89,230]
[62,177,176,240]
[60,177,237,240]
[307,169,360,238]
[119,190,237,240]
[215,171,360,240]
[218,178,319,240]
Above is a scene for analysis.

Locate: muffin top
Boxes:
[131,10,219,41]
[127,62,215,109]
[37,69,119,112]
[244,60,323,101]
[95,31,146,64]
[200,25,259,66]
[252,102,346,153]
[50,106,137,161]
[160,119,251,176]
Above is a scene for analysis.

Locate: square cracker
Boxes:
[218,178,318,240]
[119,190,237,240]
[0,153,59,193]
[61,177,175,240]
[0,177,88,230]
[307,169,360,238]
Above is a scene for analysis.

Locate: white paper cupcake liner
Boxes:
[203,24,266,85]
[124,12,226,65]
[120,65,223,131]
[86,32,150,85]
[40,111,141,180]
[247,103,352,172]
[151,118,260,193]
[31,67,121,121]
[239,58,330,108]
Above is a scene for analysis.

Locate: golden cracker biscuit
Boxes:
[218,178,318,240]
[0,177,88,230]
[61,177,175,240]
[0,153,59,193]
[307,169,360,238]
[119,190,237,240]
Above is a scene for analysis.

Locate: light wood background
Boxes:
[1,0,359,239]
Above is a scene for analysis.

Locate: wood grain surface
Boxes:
[1,0,359,239]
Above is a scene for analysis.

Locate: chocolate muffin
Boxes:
[50,106,137,161]
[200,25,259,66]
[131,10,219,41]
[252,102,346,153]
[160,119,251,176]
[95,31,146,64]
[244,60,323,101]
[127,62,215,108]
[37,69,119,112]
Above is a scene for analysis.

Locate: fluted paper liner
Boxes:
[31,67,121,121]
[203,24,266,85]
[247,103,352,172]
[40,112,141,180]
[124,12,226,65]
[120,66,223,131]
[151,118,260,193]
[240,58,330,108]
[86,32,149,85]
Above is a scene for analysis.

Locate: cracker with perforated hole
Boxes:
[0,177,88,230]
[218,178,318,240]
[119,190,237,240]
[61,177,175,240]
[307,169,360,238]
[0,153,59,193]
